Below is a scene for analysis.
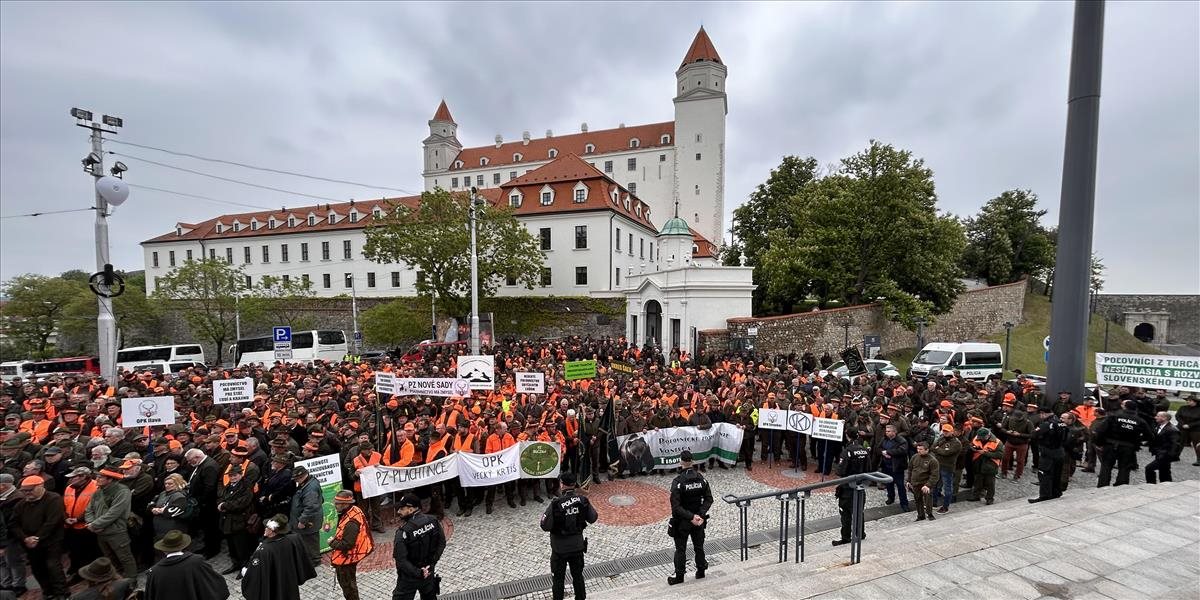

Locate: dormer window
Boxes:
[629,138,640,148]
[635,205,642,217]
[623,196,630,211]
[509,192,522,208]
[215,223,224,234]
[539,184,554,206]
[349,212,359,223]
[584,143,595,154]
[454,160,464,169]
[268,218,276,229]
[480,157,489,166]
[372,208,382,219]
[233,222,242,232]
[609,190,618,204]
[573,181,588,203]
[513,153,523,162]
[251,221,260,231]
[288,217,296,227]
[328,213,337,224]
[548,149,558,159]
[308,215,316,226]
[176,226,183,236]
[661,134,671,144]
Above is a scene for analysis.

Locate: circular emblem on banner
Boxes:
[520,442,558,477]
[452,379,470,397]
[788,412,811,432]
[139,401,158,418]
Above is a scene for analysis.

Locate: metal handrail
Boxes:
[721,471,893,566]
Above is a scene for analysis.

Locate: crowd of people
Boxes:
[0,335,1196,599]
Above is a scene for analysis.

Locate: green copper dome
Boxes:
[659,216,691,236]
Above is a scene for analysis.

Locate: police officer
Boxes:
[392,492,446,600]
[539,472,598,600]
[667,450,712,585]
[1028,406,1068,503]
[1094,400,1154,487]
[832,429,871,546]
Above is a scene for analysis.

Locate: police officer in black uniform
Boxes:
[832,429,870,546]
[540,472,598,600]
[1029,406,1068,502]
[1094,400,1154,487]
[667,450,713,585]
[392,492,447,600]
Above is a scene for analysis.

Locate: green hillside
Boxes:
[882,293,1161,382]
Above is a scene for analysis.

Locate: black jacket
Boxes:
[669,468,713,534]
[1148,423,1182,461]
[241,533,316,600]
[145,552,230,600]
[188,457,221,507]
[540,490,598,554]
[393,512,446,580]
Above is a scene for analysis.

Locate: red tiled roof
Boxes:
[690,227,717,258]
[141,197,418,244]
[432,100,454,123]
[497,154,657,231]
[680,26,722,68]
[450,122,674,172]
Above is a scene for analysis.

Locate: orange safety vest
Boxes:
[453,433,476,453]
[19,419,51,442]
[485,432,515,454]
[329,505,375,566]
[1072,405,1097,427]
[426,434,450,463]
[63,480,98,529]
[972,438,1002,466]
[383,440,415,467]
[352,451,382,493]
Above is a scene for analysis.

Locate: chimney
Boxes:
[522,131,530,145]
[545,129,553,138]
[495,134,503,148]
[618,123,625,128]
[580,122,588,133]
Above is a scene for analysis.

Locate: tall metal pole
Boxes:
[431,294,437,342]
[1048,0,1104,398]
[1003,322,1014,373]
[89,127,117,383]
[468,188,481,355]
[350,276,360,352]
[235,291,242,341]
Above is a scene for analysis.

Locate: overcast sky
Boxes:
[1,1,1196,294]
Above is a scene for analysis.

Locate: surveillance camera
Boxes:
[82,152,101,167]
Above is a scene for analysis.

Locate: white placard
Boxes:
[396,378,472,397]
[213,377,254,404]
[294,453,344,487]
[758,408,787,430]
[785,410,813,435]
[515,372,545,394]
[360,454,459,498]
[375,372,398,396]
[1095,353,1200,393]
[121,396,175,427]
[810,417,845,442]
[457,355,495,391]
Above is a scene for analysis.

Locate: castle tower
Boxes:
[423,99,462,177]
[673,27,727,246]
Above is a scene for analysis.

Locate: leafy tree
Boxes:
[0,274,85,358]
[758,141,966,326]
[961,190,1055,285]
[242,274,317,331]
[726,156,821,312]
[153,259,246,365]
[1090,254,1105,294]
[61,271,166,352]
[361,299,431,349]
[363,189,544,314]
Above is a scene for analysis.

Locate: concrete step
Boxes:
[592,480,1200,600]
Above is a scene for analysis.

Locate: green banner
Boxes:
[295,454,345,553]
[564,359,597,381]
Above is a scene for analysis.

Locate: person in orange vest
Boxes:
[351,442,385,533]
[450,423,480,517]
[62,465,103,579]
[484,421,517,514]
[329,490,374,600]
[968,428,1003,505]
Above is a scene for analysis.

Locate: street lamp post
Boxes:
[841,316,851,350]
[1003,321,1015,373]
[915,317,927,350]
[468,187,483,355]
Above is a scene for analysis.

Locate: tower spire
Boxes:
[680,26,722,68]
[674,200,680,218]
[432,99,454,123]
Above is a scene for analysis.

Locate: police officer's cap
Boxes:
[559,472,577,487]
[397,492,421,508]
[680,450,694,463]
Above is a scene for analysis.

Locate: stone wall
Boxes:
[716,280,1027,358]
[1094,294,1200,345]
[697,329,729,356]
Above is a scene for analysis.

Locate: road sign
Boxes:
[353,331,362,341]
[1043,336,1051,351]
[274,342,293,361]
[273,326,293,361]
[273,327,292,342]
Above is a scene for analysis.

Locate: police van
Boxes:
[117,344,206,374]
[908,342,1004,381]
[232,330,347,367]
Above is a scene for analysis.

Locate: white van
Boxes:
[117,344,206,374]
[0,360,33,380]
[233,330,348,367]
[908,342,1004,381]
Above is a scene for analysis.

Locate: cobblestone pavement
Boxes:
[25,446,1199,599]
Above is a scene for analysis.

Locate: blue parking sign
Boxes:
[273,326,292,342]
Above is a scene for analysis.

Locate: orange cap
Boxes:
[20,475,44,487]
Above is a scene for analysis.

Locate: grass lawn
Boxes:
[879,293,1161,383]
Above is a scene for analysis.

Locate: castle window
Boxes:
[541,191,552,206]
[493,173,501,184]
[215,224,223,233]
[251,221,259,231]
[584,143,595,154]
[513,153,523,162]
[661,134,671,144]
[373,208,382,219]
[329,213,337,224]
[629,183,637,195]
[509,193,522,208]
[349,212,359,223]
[603,160,613,173]
[480,157,489,166]
[627,158,636,171]
[288,217,296,227]
[233,223,241,232]
[696,153,702,161]
[660,154,666,162]
[696,134,702,142]
[574,189,586,203]
[548,149,558,158]
[451,177,459,188]
[509,171,517,180]
[308,215,316,226]
[476,174,483,186]
[454,160,463,169]
[268,218,276,229]
[629,138,640,149]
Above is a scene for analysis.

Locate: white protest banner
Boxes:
[811,417,845,442]
[515,372,545,394]
[293,454,343,552]
[359,454,459,499]
[213,378,254,405]
[457,355,495,391]
[456,441,562,487]
[758,408,787,431]
[616,423,743,471]
[121,396,175,427]
[1095,353,1200,393]
[396,378,472,397]
[375,372,398,396]
[785,410,813,435]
